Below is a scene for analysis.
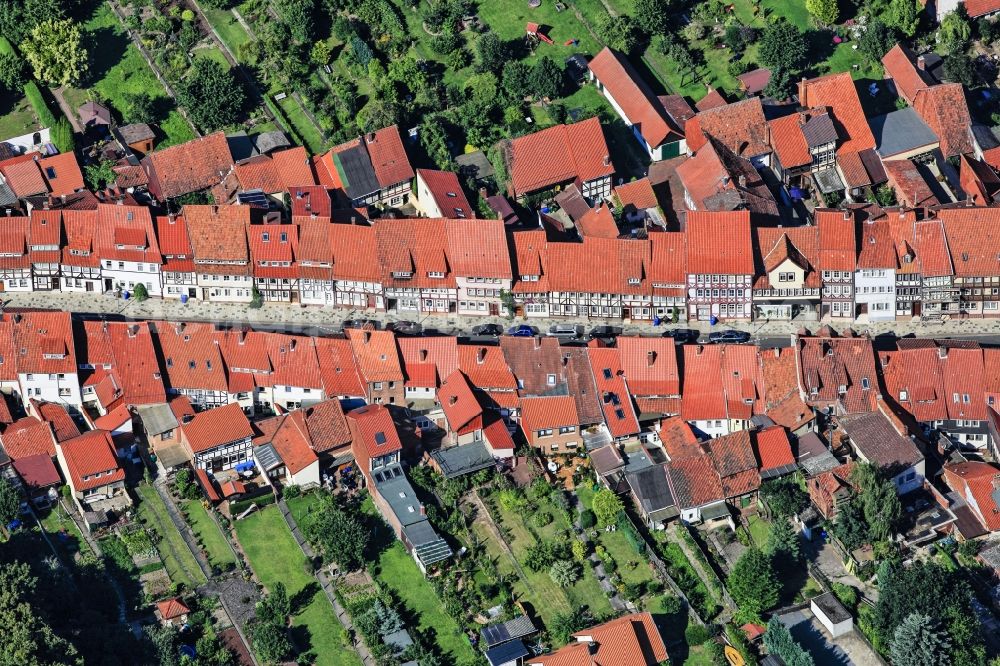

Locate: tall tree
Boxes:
[0,477,20,525]
[0,562,79,666]
[600,14,641,53]
[727,548,780,623]
[529,57,563,100]
[806,0,839,26]
[302,495,369,570]
[176,59,247,131]
[0,0,64,46]
[940,9,972,54]
[852,463,901,542]
[766,518,800,561]
[858,18,897,63]
[886,0,922,34]
[475,32,507,74]
[20,18,87,86]
[633,0,672,36]
[250,620,292,665]
[758,20,806,74]
[764,616,814,666]
[760,477,809,517]
[0,51,26,92]
[890,613,951,666]
[274,0,315,43]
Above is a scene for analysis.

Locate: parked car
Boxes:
[708,330,752,344]
[588,326,620,341]
[662,328,700,343]
[547,324,582,340]
[341,319,379,332]
[507,324,535,337]
[471,323,504,336]
[386,320,422,336]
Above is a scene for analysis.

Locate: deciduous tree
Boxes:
[529,56,563,100]
[0,478,19,525]
[177,59,246,132]
[600,14,640,53]
[633,0,672,36]
[549,559,580,587]
[476,32,507,74]
[302,494,369,570]
[20,18,87,87]
[858,18,897,63]
[806,0,839,26]
[886,0,921,35]
[592,488,624,526]
[0,51,26,92]
[758,20,806,74]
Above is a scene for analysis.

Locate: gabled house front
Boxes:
[179,401,254,472]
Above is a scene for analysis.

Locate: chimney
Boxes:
[128,324,138,338]
[419,504,426,516]
[42,199,49,210]
[695,344,703,355]
[603,155,610,167]
[449,395,458,405]
[363,331,372,343]
[647,350,656,367]
[938,346,947,359]
[917,55,927,71]
[738,175,747,188]
[476,347,487,364]
[116,197,123,206]
[290,338,297,351]
[843,210,851,220]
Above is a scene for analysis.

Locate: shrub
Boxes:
[532,512,552,527]
[685,623,712,646]
[580,509,596,529]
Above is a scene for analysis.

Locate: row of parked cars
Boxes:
[342,319,752,344]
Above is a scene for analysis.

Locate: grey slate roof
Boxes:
[801,113,838,148]
[117,123,155,145]
[254,130,291,154]
[811,591,852,623]
[796,431,841,476]
[336,144,381,200]
[430,441,495,479]
[870,107,939,158]
[456,150,495,181]
[136,403,179,437]
[839,411,924,469]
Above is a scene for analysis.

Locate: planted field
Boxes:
[183,499,236,570]
[136,484,206,589]
[234,505,362,666]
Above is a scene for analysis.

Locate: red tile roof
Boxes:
[943,461,1000,532]
[754,426,795,474]
[301,398,352,454]
[1,159,47,197]
[445,218,512,278]
[913,219,953,278]
[657,416,700,460]
[508,118,613,196]
[614,178,658,211]
[12,453,60,490]
[154,321,229,392]
[156,214,193,258]
[457,344,518,394]
[798,73,876,155]
[666,454,725,508]
[881,44,933,104]
[587,346,640,438]
[676,138,778,217]
[61,210,98,267]
[545,236,652,296]
[38,152,84,196]
[12,310,76,376]
[290,185,332,220]
[60,430,124,491]
[95,203,162,264]
[313,337,366,398]
[416,169,474,219]
[685,210,753,274]
[768,112,815,169]
[575,204,619,239]
[142,131,233,199]
[184,204,250,265]
[182,402,253,453]
[399,337,459,389]
[720,344,763,420]
[649,231,686,290]
[588,48,676,148]
[347,403,402,459]
[366,125,415,187]
[2,417,55,460]
[330,223,380,282]
[816,209,858,272]
[694,87,728,111]
[530,612,667,666]
[156,598,190,620]
[685,97,769,157]
[31,400,81,443]
[617,337,679,397]
[797,330,879,414]
[760,347,814,430]
[347,329,403,384]
[681,345,727,421]
[965,0,1000,16]
[252,410,319,474]
[707,430,761,497]
[438,370,483,434]
[913,84,973,158]
[235,147,315,193]
[938,207,1000,277]
[520,395,579,433]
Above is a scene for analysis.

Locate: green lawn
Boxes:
[478,0,603,65]
[192,46,231,69]
[684,643,720,666]
[37,503,90,560]
[183,499,237,570]
[203,7,252,55]
[747,515,771,547]
[374,541,479,664]
[136,484,206,590]
[62,3,194,147]
[234,506,362,666]
[278,95,326,154]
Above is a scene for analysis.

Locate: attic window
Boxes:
[262,232,270,242]
[962,252,969,261]
[615,408,625,419]
[446,192,457,198]
[861,377,870,390]
[166,358,173,367]
[374,431,386,445]
[188,361,196,369]
[602,368,612,380]
[953,392,960,403]
[963,393,970,403]
[454,209,466,218]
[280,232,287,243]
[899,390,908,401]
[628,277,640,285]
[547,374,556,386]
[126,211,133,221]
[45,166,55,179]
[428,271,445,278]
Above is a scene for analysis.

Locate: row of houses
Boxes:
[10,201,1000,322]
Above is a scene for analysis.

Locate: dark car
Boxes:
[341,319,379,332]
[471,323,504,336]
[507,324,535,337]
[386,320,422,336]
[708,330,752,344]
[588,326,620,341]
[662,328,700,343]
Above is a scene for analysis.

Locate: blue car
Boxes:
[507,324,535,337]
